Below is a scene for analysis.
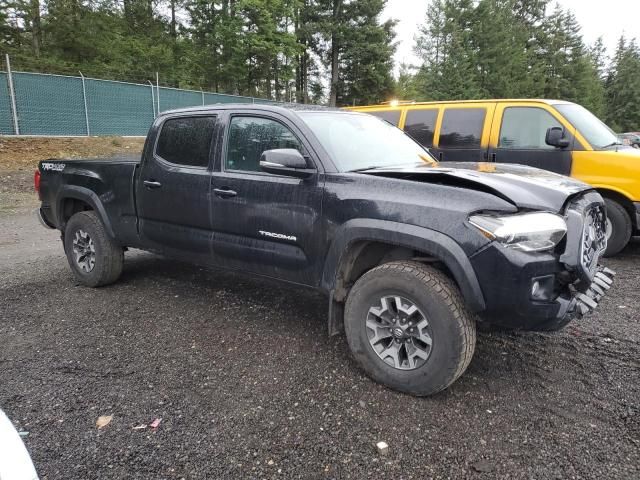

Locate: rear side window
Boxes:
[156,116,216,167]
[438,108,485,149]
[404,109,439,147]
[368,110,401,126]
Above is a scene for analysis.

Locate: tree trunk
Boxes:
[329,0,342,107]
[170,0,178,86]
[30,0,41,57]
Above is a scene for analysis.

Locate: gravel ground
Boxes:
[0,204,639,479]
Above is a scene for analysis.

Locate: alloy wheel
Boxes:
[72,229,96,273]
[366,295,433,370]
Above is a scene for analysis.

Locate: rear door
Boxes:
[431,104,494,162]
[488,103,576,175]
[209,110,325,286]
[135,114,217,259]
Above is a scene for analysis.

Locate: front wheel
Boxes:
[344,261,476,396]
[603,198,632,257]
[64,211,124,287]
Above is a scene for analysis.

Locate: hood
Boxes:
[359,162,591,212]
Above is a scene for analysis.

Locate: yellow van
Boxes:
[349,100,640,256]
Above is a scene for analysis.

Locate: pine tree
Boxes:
[414,0,482,100]
[605,37,640,131]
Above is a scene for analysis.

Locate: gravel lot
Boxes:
[1,190,639,479]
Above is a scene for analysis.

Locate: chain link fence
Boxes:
[0,58,281,136]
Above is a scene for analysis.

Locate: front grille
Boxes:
[560,191,608,287]
[580,204,607,277]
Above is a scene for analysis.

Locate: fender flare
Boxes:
[56,185,116,239]
[321,219,486,312]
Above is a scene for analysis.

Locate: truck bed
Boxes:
[38,155,140,244]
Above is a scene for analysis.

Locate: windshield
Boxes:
[298,111,436,171]
[553,103,619,149]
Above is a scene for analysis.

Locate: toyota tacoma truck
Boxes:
[35,104,615,396]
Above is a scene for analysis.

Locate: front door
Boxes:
[135,114,217,260]
[210,111,325,286]
[488,105,575,175]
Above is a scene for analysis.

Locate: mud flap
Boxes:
[328,290,345,337]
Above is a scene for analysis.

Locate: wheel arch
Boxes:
[322,220,485,335]
[596,188,637,230]
[57,185,116,238]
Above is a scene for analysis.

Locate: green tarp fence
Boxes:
[0,71,283,136]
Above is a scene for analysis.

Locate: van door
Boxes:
[432,104,494,162]
[488,104,576,175]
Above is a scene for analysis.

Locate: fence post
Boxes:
[79,72,90,136]
[5,54,19,135]
[148,81,156,118]
[155,72,160,113]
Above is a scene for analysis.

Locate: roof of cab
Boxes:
[349,99,574,110]
[158,102,341,117]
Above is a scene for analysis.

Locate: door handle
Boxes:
[143,180,162,189]
[213,188,238,199]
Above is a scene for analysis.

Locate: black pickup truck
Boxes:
[35,104,615,396]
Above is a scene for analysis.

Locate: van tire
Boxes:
[64,211,124,287]
[344,261,476,396]
[604,198,631,257]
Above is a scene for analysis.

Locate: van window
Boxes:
[367,110,401,127]
[439,108,485,149]
[156,116,216,167]
[499,107,563,149]
[554,103,618,149]
[404,109,438,147]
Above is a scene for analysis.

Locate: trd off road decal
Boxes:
[41,162,66,172]
[259,230,297,242]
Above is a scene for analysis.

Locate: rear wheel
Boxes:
[344,261,476,396]
[603,198,632,257]
[64,211,124,287]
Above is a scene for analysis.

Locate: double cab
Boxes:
[35,104,614,395]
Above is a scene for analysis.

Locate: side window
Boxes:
[439,108,486,149]
[155,116,216,167]
[225,116,302,172]
[404,109,439,147]
[368,110,401,127]
[499,107,563,149]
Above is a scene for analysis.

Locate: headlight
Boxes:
[469,212,567,252]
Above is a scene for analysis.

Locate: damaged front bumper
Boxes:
[556,266,616,320]
[470,191,614,330]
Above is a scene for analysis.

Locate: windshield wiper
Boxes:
[348,165,392,173]
[600,141,622,149]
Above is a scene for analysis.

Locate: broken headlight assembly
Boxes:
[469,212,567,252]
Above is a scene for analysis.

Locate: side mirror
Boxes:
[545,127,570,148]
[259,149,316,179]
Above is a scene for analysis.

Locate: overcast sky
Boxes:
[383,0,639,73]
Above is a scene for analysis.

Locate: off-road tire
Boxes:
[344,261,476,396]
[64,211,124,287]
[604,198,632,257]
